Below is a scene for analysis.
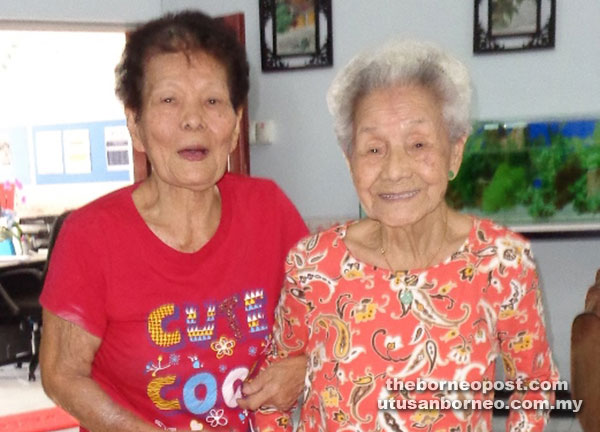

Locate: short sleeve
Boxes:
[272,182,309,253]
[40,212,108,337]
[272,250,311,356]
[493,239,559,431]
[253,243,311,432]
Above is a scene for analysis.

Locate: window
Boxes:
[0,27,129,217]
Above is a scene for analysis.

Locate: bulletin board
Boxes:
[31,119,131,185]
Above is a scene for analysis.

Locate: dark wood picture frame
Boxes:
[259,0,333,72]
[474,0,556,54]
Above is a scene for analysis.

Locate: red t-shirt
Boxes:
[41,173,308,432]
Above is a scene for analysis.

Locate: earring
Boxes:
[448,170,455,180]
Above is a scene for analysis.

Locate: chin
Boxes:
[176,170,224,187]
[370,205,423,225]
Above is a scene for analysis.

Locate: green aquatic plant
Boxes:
[448,119,600,221]
[571,175,600,213]
[571,142,600,213]
[481,163,527,213]
[447,152,496,209]
[524,131,579,219]
[528,188,557,219]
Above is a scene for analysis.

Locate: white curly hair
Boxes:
[326,39,472,156]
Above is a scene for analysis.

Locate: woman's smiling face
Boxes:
[127,50,241,192]
[349,84,465,227]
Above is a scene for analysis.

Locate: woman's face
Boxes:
[349,84,466,227]
[127,50,241,192]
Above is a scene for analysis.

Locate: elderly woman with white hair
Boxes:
[254,40,558,432]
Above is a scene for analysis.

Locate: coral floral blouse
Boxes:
[254,218,558,432]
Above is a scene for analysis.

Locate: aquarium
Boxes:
[446,119,600,232]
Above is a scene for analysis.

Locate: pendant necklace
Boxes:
[379,219,448,305]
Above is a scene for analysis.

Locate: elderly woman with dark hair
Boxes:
[40,11,307,432]
[255,39,558,431]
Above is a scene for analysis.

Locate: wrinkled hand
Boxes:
[237,355,307,411]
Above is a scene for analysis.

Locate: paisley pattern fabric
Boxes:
[254,218,558,432]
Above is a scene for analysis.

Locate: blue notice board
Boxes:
[32,120,131,185]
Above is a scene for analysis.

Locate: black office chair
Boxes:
[0,266,44,380]
[0,211,70,381]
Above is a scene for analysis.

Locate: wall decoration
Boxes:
[104,125,132,172]
[35,130,64,175]
[474,0,556,53]
[63,129,92,174]
[259,0,332,71]
[446,119,600,233]
[32,120,131,185]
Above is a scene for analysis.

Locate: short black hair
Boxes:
[115,10,249,113]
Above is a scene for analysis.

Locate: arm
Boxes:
[250,250,312,432]
[496,265,559,432]
[40,310,158,432]
[237,354,307,411]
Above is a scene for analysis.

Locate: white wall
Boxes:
[3,0,599,386]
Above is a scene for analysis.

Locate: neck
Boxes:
[133,175,222,252]
[379,205,449,271]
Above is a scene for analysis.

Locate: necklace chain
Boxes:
[379,217,448,274]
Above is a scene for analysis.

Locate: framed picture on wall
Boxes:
[474,0,556,53]
[259,0,333,71]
